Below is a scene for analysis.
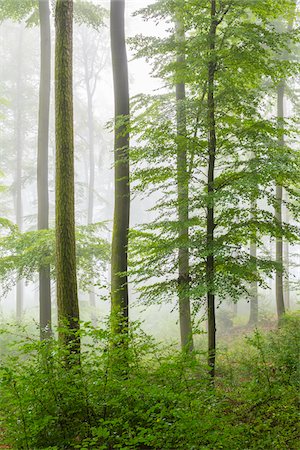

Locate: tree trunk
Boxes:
[55,0,80,353]
[283,190,290,309]
[248,201,258,325]
[206,0,217,379]
[82,38,97,324]
[83,57,95,226]
[38,0,52,340]
[110,0,130,336]
[248,240,258,325]
[275,80,285,322]
[175,13,194,352]
[14,27,24,322]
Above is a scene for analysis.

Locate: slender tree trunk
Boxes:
[206,0,217,378]
[175,14,194,352]
[283,190,290,309]
[249,241,258,325]
[274,2,296,322]
[275,80,285,322]
[55,0,80,353]
[14,28,24,322]
[110,0,130,336]
[38,0,52,340]
[232,302,237,317]
[248,201,258,325]
[82,42,97,322]
[83,61,95,225]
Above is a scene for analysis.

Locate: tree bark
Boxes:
[283,190,290,309]
[14,27,24,322]
[206,0,217,379]
[175,13,194,352]
[82,35,97,323]
[248,201,258,325]
[55,0,80,353]
[275,80,285,322]
[110,0,130,336]
[38,0,52,340]
[248,240,258,325]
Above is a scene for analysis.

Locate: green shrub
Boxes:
[0,314,299,449]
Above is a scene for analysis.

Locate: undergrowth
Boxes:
[0,313,299,449]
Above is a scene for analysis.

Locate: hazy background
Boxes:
[0,0,299,342]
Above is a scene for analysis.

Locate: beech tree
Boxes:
[110,0,130,337]
[37,0,51,339]
[275,3,297,322]
[175,5,194,352]
[55,0,80,352]
[130,0,300,378]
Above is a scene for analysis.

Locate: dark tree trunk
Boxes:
[175,13,194,352]
[206,0,217,379]
[55,0,80,353]
[110,0,130,336]
[38,0,52,340]
[275,80,285,322]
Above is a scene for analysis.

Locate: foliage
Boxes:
[73,0,107,31]
[0,0,107,29]
[0,314,299,449]
[0,220,110,294]
[128,0,300,310]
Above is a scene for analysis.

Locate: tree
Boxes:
[275,79,286,321]
[130,0,300,379]
[37,0,51,339]
[110,0,130,337]
[175,5,194,352]
[14,27,24,321]
[275,2,297,322]
[206,0,218,378]
[55,0,80,353]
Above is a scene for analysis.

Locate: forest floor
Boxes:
[0,313,299,449]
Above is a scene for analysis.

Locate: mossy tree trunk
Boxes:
[38,0,51,340]
[110,0,130,337]
[175,11,194,352]
[206,0,217,379]
[55,0,80,353]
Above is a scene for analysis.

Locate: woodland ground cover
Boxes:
[0,312,298,450]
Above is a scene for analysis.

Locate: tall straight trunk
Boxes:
[14,28,24,322]
[110,0,130,336]
[283,241,290,309]
[274,2,296,322]
[175,14,194,352]
[283,190,290,309]
[82,42,97,321]
[249,241,258,325]
[38,0,51,339]
[55,0,80,352]
[275,80,285,321]
[83,56,95,225]
[248,201,258,325]
[206,0,217,379]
